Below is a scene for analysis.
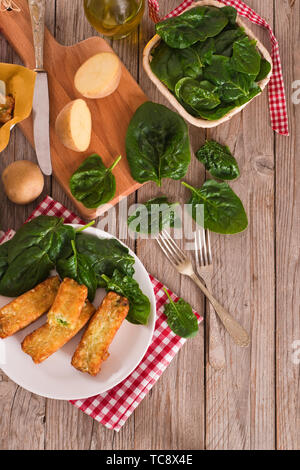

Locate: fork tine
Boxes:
[200,227,208,265]
[161,229,186,262]
[197,227,204,265]
[157,233,184,266]
[156,235,178,267]
[206,230,213,264]
[194,230,200,270]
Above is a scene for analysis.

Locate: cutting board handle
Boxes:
[0,0,57,69]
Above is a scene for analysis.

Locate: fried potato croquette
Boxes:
[22,301,95,364]
[0,276,60,339]
[71,292,129,376]
[47,278,88,329]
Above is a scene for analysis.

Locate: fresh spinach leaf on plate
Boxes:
[0,241,9,281]
[125,102,191,186]
[127,196,180,235]
[163,288,198,338]
[196,140,240,181]
[0,246,54,297]
[175,78,221,112]
[155,6,229,49]
[101,270,151,325]
[75,233,135,287]
[150,41,203,91]
[7,216,75,264]
[56,240,98,301]
[230,36,261,76]
[70,154,122,209]
[182,180,248,234]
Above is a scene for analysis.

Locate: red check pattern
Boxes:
[0,196,202,431]
[148,0,289,136]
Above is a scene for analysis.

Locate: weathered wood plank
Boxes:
[205,0,275,450]
[275,0,300,451]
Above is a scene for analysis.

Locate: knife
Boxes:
[28,0,52,176]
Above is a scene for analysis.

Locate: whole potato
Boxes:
[2,161,44,205]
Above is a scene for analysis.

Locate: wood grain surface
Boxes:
[0,0,299,450]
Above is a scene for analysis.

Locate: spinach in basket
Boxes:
[70,154,122,209]
[125,101,191,186]
[127,196,180,235]
[151,5,271,121]
[196,140,240,181]
[155,6,229,49]
[163,288,198,338]
[182,180,248,235]
[150,42,203,92]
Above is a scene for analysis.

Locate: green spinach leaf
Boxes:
[0,241,10,282]
[194,102,237,120]
[230,36,261,76]
[75,233,135,287]
[192,38,216,65]
[175,78,221,111]
[101,270,151,325]
[163,288,198,338]
[126,101,191,186]
[255,58,271,82]
[0,246,54,297]
[128,196,180,234]
[150,41,202,91]
[182,180,248,234]
[196,140,240,180]
[221,5,237,25]
[70,154,121,209]
[56,240,97,301]
[214,28,245,56]
[155,6,229,49]
[7,216,75,264]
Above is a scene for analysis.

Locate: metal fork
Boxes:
[156,229,250,348]
[195,228,225,370]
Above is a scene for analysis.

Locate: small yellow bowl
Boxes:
[0,63,36,153]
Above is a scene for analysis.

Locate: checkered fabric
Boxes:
[148,0,289,136]
[0,196,203,431]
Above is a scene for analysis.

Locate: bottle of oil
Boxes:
[83,0,145,39]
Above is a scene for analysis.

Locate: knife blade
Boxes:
[32,72,52,175]
[29,0,52,176]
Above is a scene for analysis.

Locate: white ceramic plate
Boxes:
[0,225,156,400]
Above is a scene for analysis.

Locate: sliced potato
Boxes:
[74,52,122,99]
[55,99,92,152]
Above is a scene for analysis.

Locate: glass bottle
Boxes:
[83,0,145,39]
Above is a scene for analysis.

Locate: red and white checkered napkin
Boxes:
[1,196,202,431]
[148,0,289,136]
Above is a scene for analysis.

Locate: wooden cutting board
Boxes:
[0,0,147,219]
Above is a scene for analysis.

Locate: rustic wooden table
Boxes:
[0,0,299,450]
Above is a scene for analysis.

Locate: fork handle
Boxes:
[190,274,250,348]
[205,279,226,370]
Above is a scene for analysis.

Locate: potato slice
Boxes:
[74,52,122,99]
[55,99,92,152]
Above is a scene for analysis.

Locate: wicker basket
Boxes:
[143,0,272,128]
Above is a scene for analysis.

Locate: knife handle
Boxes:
[28,0,46,71]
